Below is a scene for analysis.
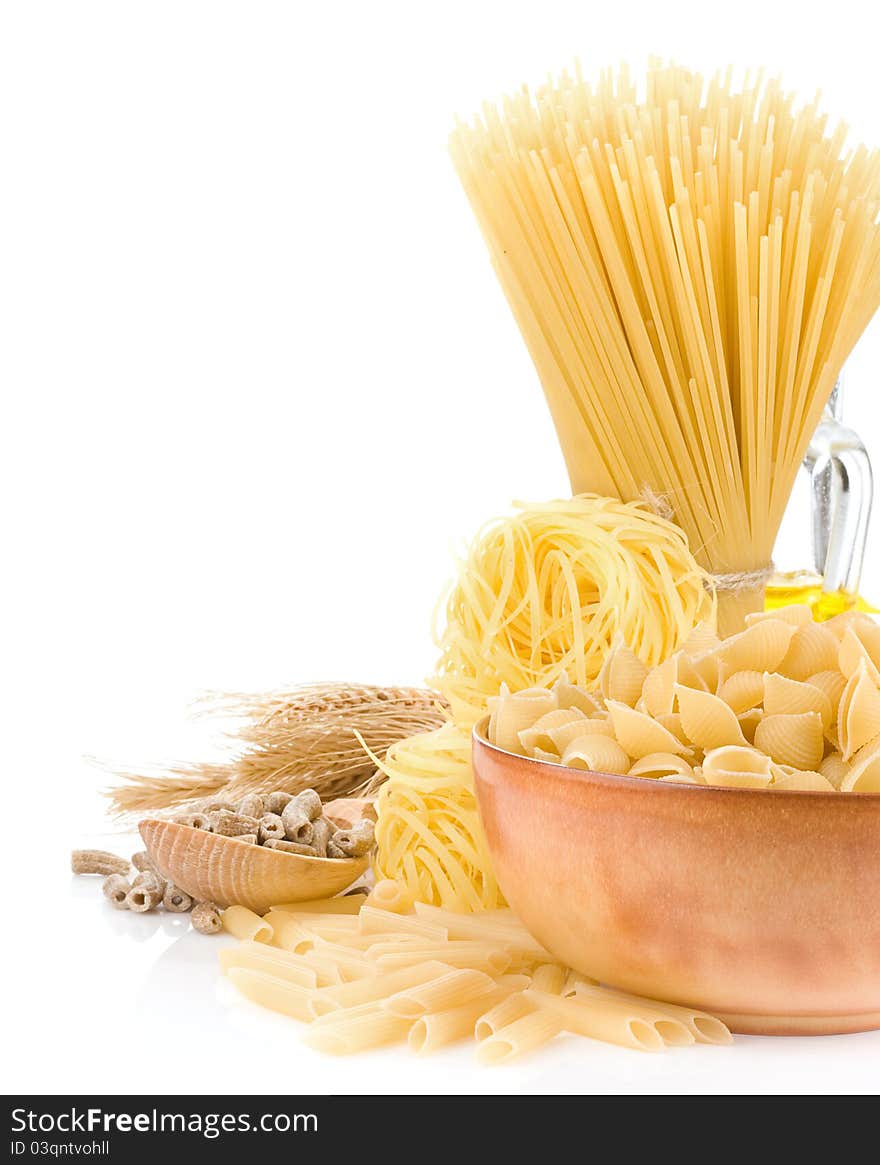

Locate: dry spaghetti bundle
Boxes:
[431,495,714,725]
[107,683,448,816]
[450,62,880,633]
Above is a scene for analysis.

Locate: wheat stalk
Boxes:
[105,683,449,817]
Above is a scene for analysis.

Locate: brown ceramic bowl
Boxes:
[472,719,880,1035]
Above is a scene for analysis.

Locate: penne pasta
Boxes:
[270,894,367,915]
[303,942,376,981]
[384,968,497,1019]
[368,880,413,914]
[288,913,360,932]
[359,905,448,942]
[408,980,529,1055]
[308,960,454,1015]
[221,905,273,944]
[475,1010,562,1065]
[411,903,553,959]
[304,1011,412,1055]
[263,912,316,954]
[585,985,732,1044]
[221,878,734,1064]
[219,941,318,990]
[527,989,684,1051]
[474,992,533,1041]
[530,963,567,994]
[372,942,511,976]
[226,967,317,1023]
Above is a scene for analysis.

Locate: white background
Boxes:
[2,0,880,1095]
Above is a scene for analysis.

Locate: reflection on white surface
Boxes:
[6,847,875,1096]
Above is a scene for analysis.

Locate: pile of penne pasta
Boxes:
[220,881,731,1061]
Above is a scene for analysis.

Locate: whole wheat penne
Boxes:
[525,989,677,1051]
[384,967,497,1019]
[270,895,367,915]
[576,984,732,1044]
[219,942,318,989]
[226,967,316,1022]
[221,905,273,944]
[308,960,454,1015]
[475,1010,562,1065]
[358,905,448,941]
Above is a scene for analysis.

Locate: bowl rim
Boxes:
[472,717,880,800]
[139,817,370,867]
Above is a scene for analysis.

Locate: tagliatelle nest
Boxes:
[105,683,449,817]
[430,495,715,726]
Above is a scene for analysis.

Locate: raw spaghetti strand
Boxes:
[450,61,880,633]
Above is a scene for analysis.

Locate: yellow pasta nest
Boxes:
[488,606,880,792]
[432,495,714,726]
[368,723,505,912]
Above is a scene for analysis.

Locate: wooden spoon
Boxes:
[139,804,372,914]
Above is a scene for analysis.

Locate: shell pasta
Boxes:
[489,607,880,792]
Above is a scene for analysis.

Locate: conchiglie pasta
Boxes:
[598,642,648,706]
[770,767,835,791]
[486,611,880,792]
[673,653,711,693]
[745,604,813,629]
[838,626,880,683]
[489,687,558,753]
[753,712,824,770]
[605,701,690,759]
[712,620,795,674]
[778,622,839,681]
[518,708,586,754]
[628,753,695,780]
[547,716,613,752]
[737,708,763,744]
[841,746,880,792]
[718,671,764,715]
[837,660,880,761]
[762,673,833,729]
[807,670,847,711]
[679,622,721,656]
[701,746,773,788]
[675,685,747,749]
[641,656,677,718]
[561,735,629,774]
[819,752,849,789]
[553,677,603,716]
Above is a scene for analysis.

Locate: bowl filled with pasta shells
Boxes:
[471,606,880,1035]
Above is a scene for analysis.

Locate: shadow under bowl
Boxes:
[472,720,880,1035]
